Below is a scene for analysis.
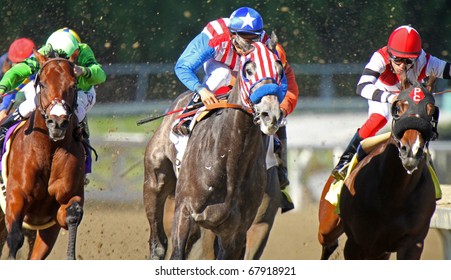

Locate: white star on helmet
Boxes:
[240,12,256,29]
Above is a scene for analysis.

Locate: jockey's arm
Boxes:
[355,52,396,104]
[75,44,106,91]
[0,61,34,96]
[174,33,216,93]
[280,63,299,117]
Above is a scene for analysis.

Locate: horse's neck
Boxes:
[228,82,243,106]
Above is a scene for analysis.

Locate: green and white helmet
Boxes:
[45,30,79,58]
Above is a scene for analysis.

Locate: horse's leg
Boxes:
[24,230,37,260]
[397,241,424,260]
[143,151,176,260]
[318,175,343,260]
[0,211,7,258]
[343,237,366,260]
[170,203,194,260]
[244,167,279,260]
[187,229,216,259]
[217,232,247,260]
[29,224,60,260]
[5,190,26,260]
[56,197,84,260]
[64,201,83,260]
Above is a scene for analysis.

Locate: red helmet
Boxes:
[387,25,422,58]
[8,38,36,63]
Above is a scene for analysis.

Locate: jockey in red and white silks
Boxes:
[332,25,451,180]
[357,45,449,139]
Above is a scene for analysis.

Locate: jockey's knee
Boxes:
[18,101,35,119]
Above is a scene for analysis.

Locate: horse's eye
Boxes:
[396,100,408,115]
[244,61,256,77]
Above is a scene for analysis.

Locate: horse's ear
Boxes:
[266,31,278,52]
[33,49,47,65]
[69,48,79,63]
[234,35,254,55]
[424,75,437,93]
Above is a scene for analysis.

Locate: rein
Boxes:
[205,101,253,115]
[34,58,77,121]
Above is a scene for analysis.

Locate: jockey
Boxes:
[0,28,106,148]
[0,38,36,123]
[173,6,298,212]
[332,25,450,180]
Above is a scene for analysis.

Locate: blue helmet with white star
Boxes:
[229,7,263,35]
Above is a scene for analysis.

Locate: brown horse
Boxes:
[143,34,283,260]
[320,84,438,259]
[2,50,85,259]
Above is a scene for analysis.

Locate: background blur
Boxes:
[2,0,451,102]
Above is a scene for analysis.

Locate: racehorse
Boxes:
[143,34,283,260]
[319,83,438,259]
[2,50,85,259]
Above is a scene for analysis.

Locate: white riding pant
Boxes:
[19,84,96,123]
[367,99,391,122]
[203,59,235,92]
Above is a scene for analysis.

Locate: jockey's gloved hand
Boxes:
[74,65,86,77]
[198,87,219,106]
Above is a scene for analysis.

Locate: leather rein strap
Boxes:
[205,100,253,115]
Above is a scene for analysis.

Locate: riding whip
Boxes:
[136,93,229,126]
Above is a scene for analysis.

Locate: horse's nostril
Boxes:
[46,119,55,128]
[60,120,69,129]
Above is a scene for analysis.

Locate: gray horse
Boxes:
[143,34,283,260]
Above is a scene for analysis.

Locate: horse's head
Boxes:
[34,49,78,141]
[391,85,439,173]
[234,33,284,135]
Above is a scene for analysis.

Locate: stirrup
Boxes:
[331,162,350,181]
[172,119,191,136]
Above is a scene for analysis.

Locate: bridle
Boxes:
[34,58,77,122]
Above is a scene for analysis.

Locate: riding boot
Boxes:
[277,137,290,189]
[331,130,363,180]
[172,93,200,136]
[78,116,90,139]
[275,126,294,213]
[0,110,24,149]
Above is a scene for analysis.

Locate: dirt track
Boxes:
[38,189,443,260]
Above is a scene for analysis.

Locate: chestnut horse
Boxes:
[143,34,283,260]
[2,50,85,259]
[319,84,438,259]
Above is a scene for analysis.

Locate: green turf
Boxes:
[89,115,162,136]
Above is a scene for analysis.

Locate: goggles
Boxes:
[236,32,261,43]
[388,52,417,65]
